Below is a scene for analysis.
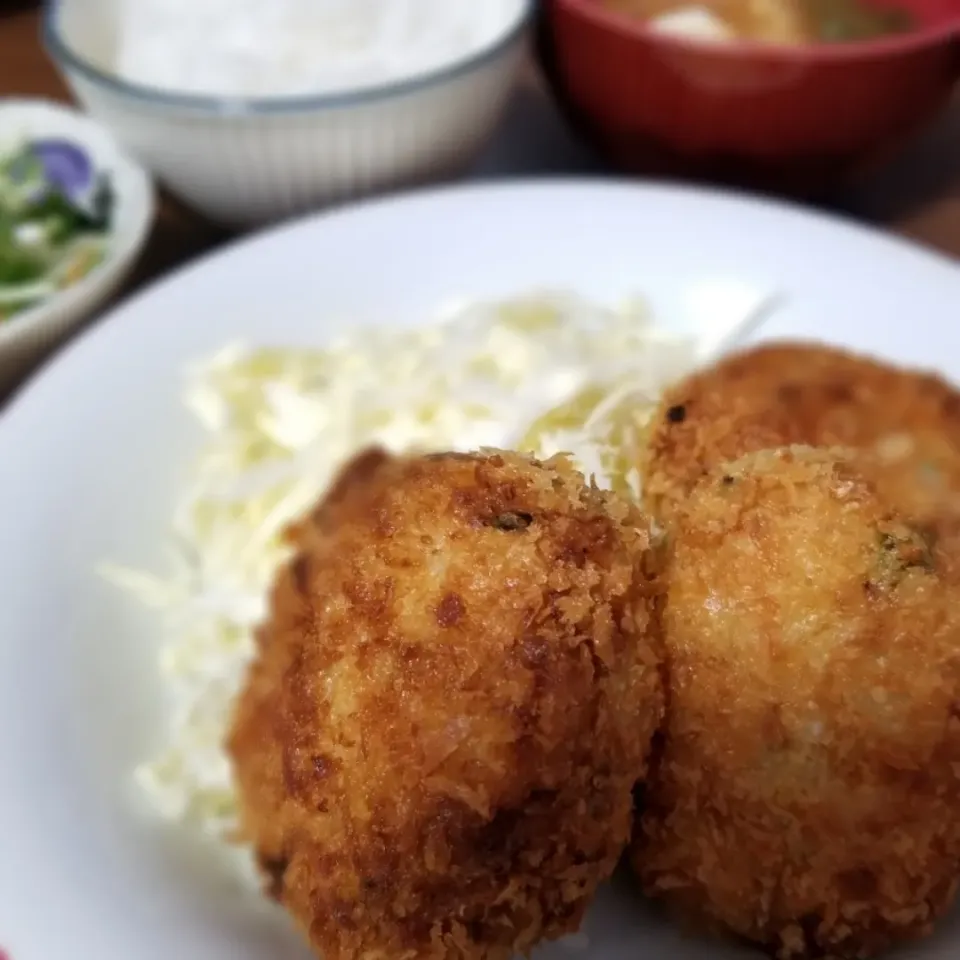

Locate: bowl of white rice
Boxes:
[44,0,532,228]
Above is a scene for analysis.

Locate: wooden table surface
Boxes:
[3,3,960,392]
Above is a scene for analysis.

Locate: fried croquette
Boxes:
[633,445,960,959]
[641,342,960,526]
[228,448,664,960]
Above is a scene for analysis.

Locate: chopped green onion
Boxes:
[0,138,114,323]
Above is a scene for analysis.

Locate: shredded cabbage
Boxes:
[101,287,774,847]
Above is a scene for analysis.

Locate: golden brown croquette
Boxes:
[641,342,960,527]
[634,446,960,960]
[229,448,664,960]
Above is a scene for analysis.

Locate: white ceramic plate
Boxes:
[1,181,959,960]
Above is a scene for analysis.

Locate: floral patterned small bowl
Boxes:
[0,100,155,393]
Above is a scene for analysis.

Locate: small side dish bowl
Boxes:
[537,0,960,195]
[0,99,154,392]
[44,0,533,228]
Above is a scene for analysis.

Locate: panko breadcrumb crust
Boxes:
[228,448,664,960]
[634,446,960,959]
[641,342,960,528]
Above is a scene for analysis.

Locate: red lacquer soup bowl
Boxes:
[537,0,960,194]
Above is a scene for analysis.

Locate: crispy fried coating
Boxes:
[228,448,664,960]
[633,446,960,959]
[641,342,960,526]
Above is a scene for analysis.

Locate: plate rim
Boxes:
[3,175,958,433]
